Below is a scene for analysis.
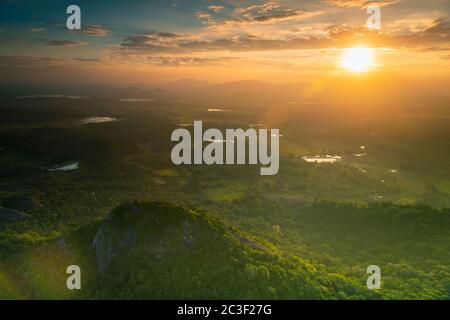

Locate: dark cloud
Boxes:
[120,32,187,53]
[0,55,105,70]
[41,39,87,47]
[73,57,100,62]
[198,2,323,25]
[0,55,64,67]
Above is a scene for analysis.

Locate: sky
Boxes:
[0,0,449,85]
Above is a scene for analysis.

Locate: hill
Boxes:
[0,201,376,299]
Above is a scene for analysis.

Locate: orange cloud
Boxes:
[198,2,323,26]
[81,24,112,37]
[207,5,225,12]
[324,0,399,8]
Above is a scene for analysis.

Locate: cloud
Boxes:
[118,19,450,56]
[196,11,215,24]
[0,55,64,68]
[387,18,437,33]
[119,31,327,54]
[325,20,450,49]
[30,27,45,33]
[0,55,104,70]
[323,0,399,8]
[207,5,225,12]
[146,55,238,66]
[81,24,112,37]
[423,19,450,36]
[41,39,87,47]
[73,57,101,62]
[366,0,400,8]
[120,31,188,53]
[198,2,323,26]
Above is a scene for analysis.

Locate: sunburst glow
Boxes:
[341,47,375,72]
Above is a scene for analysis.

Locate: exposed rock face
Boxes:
[2,194,42,211]
[92,202,203,273]
[0,207,31,222]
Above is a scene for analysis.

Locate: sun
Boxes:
[341,47,375,72]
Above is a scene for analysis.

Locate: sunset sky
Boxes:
[0,0,449,85]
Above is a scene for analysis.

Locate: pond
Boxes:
[208,108,227,112]
[80,117,118,125]
[302,155,342,163]
[46,161,79,172]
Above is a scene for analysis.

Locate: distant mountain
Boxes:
[156,79,305,105]
[111,87,173,101]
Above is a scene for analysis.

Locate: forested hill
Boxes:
[0,201,379,300]
[2,196,450,299]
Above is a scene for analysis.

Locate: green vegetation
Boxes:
[0,96,449,299]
